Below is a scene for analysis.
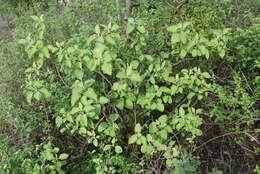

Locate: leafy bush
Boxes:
[1,0,259,173]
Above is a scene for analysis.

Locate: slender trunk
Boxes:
[121,0,131,36]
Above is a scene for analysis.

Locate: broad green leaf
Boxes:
[101,63,112,75]
[128,134,138,144]
[45,151,54,161]
[106,35,116,45]
[171,33,180,44]
[149,123,157,133]
[125,98,133,109]
[129,72,142,82]
[26,91,33,104]
[98,122,108,132]
[158,115,168,124]
[86,34,96,46]
[84,88,97,101]
[179,107,185,116]
[115,145,123,154]
[116,99,124,110]
[191,49,198,57]
[41,47,50,58]
[93,43,106,58]
[187,92,195,100]
[180,32,187,43]
[116,71,126,79]
[71,85,83,106]
[104,145,111,151]
[95,25,100,35]
[180,49,187,58]
[34,91,41,101]
[99,96,109,104]
[126,23,135,35]
[93,139,98,147]
[59,153,69,160]
[137,26,145,33]
[219,49,225,58]
[157,103,164,112]
[55,116,63,128]
[31,15,40,21]
[86,58,97,71]
[134,123,142,133]
[167,25,179,32]
[74,69,84,80]
[159,129,168,140]
[171,85,178,94]
[202,72,211,78]
[109,114,119,122]
[79,127,87,134]
[141,144,147,153]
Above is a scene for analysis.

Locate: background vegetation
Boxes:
[0,0,259,173]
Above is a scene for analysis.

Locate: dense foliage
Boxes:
[0,0,259,173]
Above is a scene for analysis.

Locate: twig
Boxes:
[239,66,255,96]
[192,131,260,153]
[55,64,69,88]
[96,71,113,87]
[94,115,106,131]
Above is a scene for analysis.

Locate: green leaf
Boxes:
[128,134,138,144]
[158,115,168,124]
[95,25,100,35]
[34,91,41,101]
[179,107,185,116]
[171,85,178,94]
[71,83,83,106]
[219,49,225,58]
[74,69,84,80]
[149,123,157,133]
[93,139,98,147]
[116,71,126,79]
[187,92,195,100]
[55,117,63,128]
[115,145,123,154]
[59,153,69,160]
[104,145,111,151]
[202,72,211,78]
[109,114,119,122]
[86,35,96,46]
[99,96,109,104]
[171,33,180,44]
[125,98,133,109]
[180,49,187,58]
[180,32,187,43]
[129,72,142,82]
[101,63,112,75]
[137,26,145,33]
[45,151,54,161]
[126,23,135,35]
[31,15,40,21]
[84,88,97,101]
[157,103,164,112]
[106,35,116,45]
[134,123,142,133]
[79,127,87,134]
[86,58,97,71]
[159,130,168,140]
[116,99,124,110]
[41,47,50,58]
[98,122,108,132]
[192,49,198,57]
[26,91,33,104]
[167,25,179,32]
[93,43,106,59]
